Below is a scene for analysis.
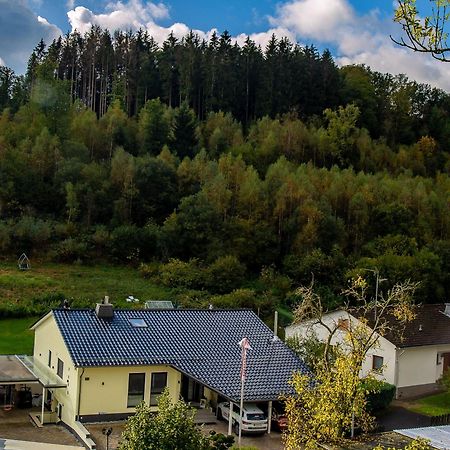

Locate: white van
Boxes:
[216,401,268,435]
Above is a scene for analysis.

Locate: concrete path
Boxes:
[0,439,81,449]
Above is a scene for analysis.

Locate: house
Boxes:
[23,301,308,438]
[285,304,450,399]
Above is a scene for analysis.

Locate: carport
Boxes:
[396,425,450,449]
[0,355,66,425]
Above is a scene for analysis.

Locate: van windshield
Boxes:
[246,413,265,420]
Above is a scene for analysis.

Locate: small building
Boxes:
[28,303,308,435]
[285,304,450,399]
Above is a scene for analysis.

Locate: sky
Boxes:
[1,0,449,91]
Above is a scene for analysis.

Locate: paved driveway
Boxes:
[0,439,81,449]
[88,420,284,450]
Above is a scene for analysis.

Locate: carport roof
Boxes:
[0,355,66,388]
[0,355,38,384]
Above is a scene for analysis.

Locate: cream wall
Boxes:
[79,365,181,416]
[33,314,183,424]
[397,344,450,388]
[33,313,80,427]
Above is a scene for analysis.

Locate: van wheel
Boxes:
[217,408,222,420]
[233,422,240,436]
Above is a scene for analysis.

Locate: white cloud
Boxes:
[68,0,170,35]
[0,56,5,66]
[269,0,354,41]
[67,0,76,9]
[234,27,297,49]
[269,0,450,91]
[0,0,62,73]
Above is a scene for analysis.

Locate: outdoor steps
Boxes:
[194,408,217,424]
[73,421,96,450]
[28,413,43,428]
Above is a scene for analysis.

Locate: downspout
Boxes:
[394,348,406,399]
[77,368,85,421]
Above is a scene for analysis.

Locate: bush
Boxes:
[0,221,11,252]
[159,258,204,289]
[363,380,396,412]
[204,255,245,294]
[139,262,161,280]
[13,216,53,252]
[54,238,89,263]
[109,225,141,262]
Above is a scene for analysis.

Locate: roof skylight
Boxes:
[128,318,148,328]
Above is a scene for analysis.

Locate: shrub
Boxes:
[13,216,53,252]
[109,225,141,262]
[0,221,11,252]
[204,255,245,293]
[54,238,89,263]
[363,380,396,412]
[159,258,204,289]
[139,262,161,280]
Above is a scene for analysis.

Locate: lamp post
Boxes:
[102,427,112,450]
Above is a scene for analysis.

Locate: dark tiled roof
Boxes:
[355,304,450,348]
[52,308,309,402]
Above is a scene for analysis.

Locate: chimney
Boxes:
[444,303,450,317]
[95,296,114,320]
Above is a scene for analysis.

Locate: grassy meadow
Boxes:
[0,261,173,354]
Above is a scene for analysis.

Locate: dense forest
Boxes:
[0,28,449,313]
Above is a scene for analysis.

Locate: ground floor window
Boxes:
[150,372,167,406]
[128,373,145,407]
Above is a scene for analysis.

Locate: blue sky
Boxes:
[1,0,448,91]
[32,0,392,36]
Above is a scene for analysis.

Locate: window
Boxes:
[57,358,64,379]
[150,372,167,406]
[127,373,145,407]
[372,355,384,372]
[48,350,52,368]
[128,318,148,328]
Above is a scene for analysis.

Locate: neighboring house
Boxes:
[25,301,308,433]
[285,304,450,399]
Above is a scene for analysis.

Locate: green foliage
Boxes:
[374,438,431,450]
[1,29,450,315]
[204,255,246,294]
[362,380,396,413]
[119,389,233,450]
[54,238,89,263]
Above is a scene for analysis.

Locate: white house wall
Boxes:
[285,310,397,385]
[398,344,450,388]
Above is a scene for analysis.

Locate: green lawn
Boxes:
[0,262,173,307]
[408,391,450,416]
[0,261,174,354]
[0,316,38,354]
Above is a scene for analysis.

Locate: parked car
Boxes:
[271,407,288,431]
[216,401,268,435]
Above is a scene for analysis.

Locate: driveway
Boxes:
[377,405,430,431]
[0,439,81,449]
[88,420,284,450]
